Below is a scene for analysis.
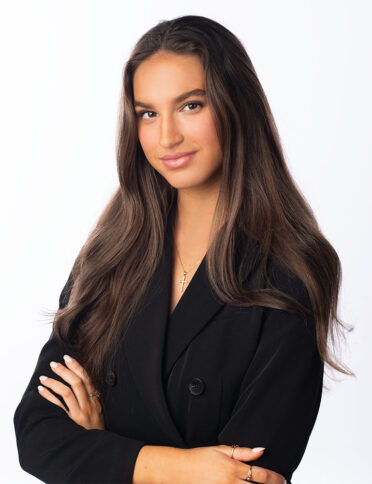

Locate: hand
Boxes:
[37,354,105,431]
[176,444,286,484]
[227,445,286,483]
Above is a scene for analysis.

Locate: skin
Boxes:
[38,52,286,483]
[38,355,105,431]
[133,50,223,259]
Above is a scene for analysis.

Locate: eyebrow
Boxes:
[134,88,206,109]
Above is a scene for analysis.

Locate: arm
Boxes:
[13,272,146,483]
[217,285,324,483]
[132,445,187,484]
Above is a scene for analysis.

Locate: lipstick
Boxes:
[161,151,197,169]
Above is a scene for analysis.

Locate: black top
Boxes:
[14,213,323,483]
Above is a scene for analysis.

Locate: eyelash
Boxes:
[136,101,204,119]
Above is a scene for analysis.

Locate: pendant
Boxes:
[178,270,188,292]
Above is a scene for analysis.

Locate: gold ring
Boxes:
[88,390,100,398]
[230,444,239,458]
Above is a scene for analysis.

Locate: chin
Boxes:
[166,175,213,191]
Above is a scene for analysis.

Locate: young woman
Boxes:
[13,15,354,484]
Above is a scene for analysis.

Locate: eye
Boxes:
[183,101,204,112]
[136,110,156,120]
[135,101,204,120]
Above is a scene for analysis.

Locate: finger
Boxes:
[39,371,81,414]
[62,355,97,396]
[231,446,266,462]
[217,445,266,461]
[37,384,70,414]
[237,463,286,484]
[237,464,262,483]
[48,360,92,409]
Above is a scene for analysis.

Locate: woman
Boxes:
[13,15,354,484]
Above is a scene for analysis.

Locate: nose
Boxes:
[159,115,183,147]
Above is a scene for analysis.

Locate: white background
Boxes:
[2,0,371,482]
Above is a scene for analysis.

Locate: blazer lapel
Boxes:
[123,213,225,446]
[163,250,225,380]
[163,228,262,381]
[123,211,260,446]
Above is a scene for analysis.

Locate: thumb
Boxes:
[217,444,266,461]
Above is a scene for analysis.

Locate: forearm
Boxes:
[132,445,187,484]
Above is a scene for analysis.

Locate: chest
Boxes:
[103,301,264,446]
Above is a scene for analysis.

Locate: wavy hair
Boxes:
[49,15,354,394]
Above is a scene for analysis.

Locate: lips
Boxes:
[161,151,197,169]
[160,151,196,160]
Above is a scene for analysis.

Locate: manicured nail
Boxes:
[50,361,58,368]
[252,447,265,452]
[38,385,45,391]
[63,355,72,363]
[39,375,47,381]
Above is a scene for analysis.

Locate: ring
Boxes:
[230,444,239,458]
[246,464,253,481]
[88,390,101,399]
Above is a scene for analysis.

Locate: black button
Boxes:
[188,377,205,396]
[105,370,117,386]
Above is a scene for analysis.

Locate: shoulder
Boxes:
[266,254,313,314]
[238,236,313,315]
[238,238,316,341]
[258,255,319,348]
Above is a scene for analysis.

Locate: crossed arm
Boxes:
[14,272,323,483]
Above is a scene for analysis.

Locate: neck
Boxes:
[173,177,222,255]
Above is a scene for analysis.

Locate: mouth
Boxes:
[160,151,197,169]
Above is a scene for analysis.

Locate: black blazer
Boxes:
[14,218,324,484]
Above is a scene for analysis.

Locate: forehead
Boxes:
[133,52,205,104]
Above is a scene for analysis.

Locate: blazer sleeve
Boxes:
[217,276,324,484]
[13,271,146,484]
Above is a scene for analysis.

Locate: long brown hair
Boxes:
[48,15,354,394]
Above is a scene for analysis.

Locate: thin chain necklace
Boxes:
[173,228,204,293]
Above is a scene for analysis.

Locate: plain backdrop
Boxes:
[1,0,371,482]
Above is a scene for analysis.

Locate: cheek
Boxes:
[199,116,218,141]
[196,111,220,148]
[194,114,222,166]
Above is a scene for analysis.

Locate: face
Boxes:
[133,51,223,192]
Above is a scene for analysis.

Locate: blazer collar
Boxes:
[123,211,259,446]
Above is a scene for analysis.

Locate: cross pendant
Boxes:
[178,270,188,292]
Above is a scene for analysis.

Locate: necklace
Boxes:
[173,231,204,293]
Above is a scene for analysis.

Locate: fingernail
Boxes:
[39,375,47,381]
[252,447,265,452]
[38,385,45,391]
[63,355,72,363]
[50,361,58,368]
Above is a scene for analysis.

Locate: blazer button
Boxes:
[105,370,117,386]
[188,377,205,396]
